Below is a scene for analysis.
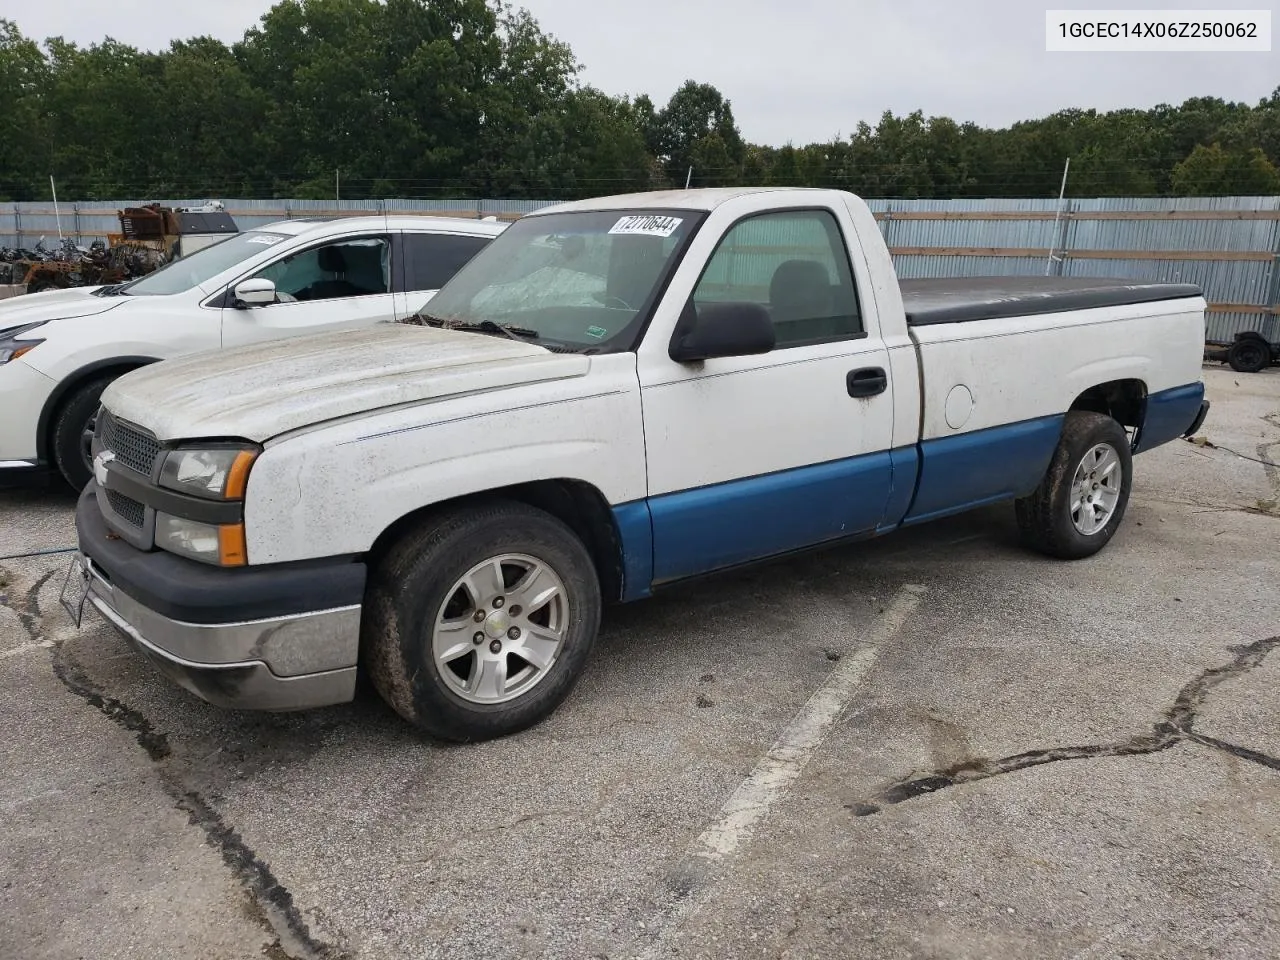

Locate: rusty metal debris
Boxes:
[1,202,236,297]
[1,238,165,294]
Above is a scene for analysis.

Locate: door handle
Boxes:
[847,367,888,398]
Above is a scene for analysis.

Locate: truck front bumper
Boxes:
[72,483,366,712]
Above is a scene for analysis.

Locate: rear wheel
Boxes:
[52,375,116,491]
[1228,338,1270,374]
[1015,411,1133,560]
[361,500,601,742]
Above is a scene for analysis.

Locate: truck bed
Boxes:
[900,277,1203,326]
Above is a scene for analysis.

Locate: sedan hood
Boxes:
[0,287,124,329]
[101,323,590,443]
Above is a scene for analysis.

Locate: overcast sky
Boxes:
[5,0,1275,144]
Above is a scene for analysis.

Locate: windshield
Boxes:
[419,209,704,352]
[118,231,291,296]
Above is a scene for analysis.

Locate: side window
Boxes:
[692,209,863,347]
[253,236,390,303]
[405,233,493,291]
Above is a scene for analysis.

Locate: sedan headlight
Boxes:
[0,322,47,364]
[155,513,248,567]
[159,446,258,500]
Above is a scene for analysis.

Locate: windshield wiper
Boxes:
[93,283,130,297]
[414,314,541,343]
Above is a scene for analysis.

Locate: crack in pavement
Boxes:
[1188,732,1280,772]
[1259,412,1280,500]
[2,567,348,960]
[5,567,54,641]
[847,636,1280,816]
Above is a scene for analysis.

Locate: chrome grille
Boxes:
[104,488,145,529]
[98,410,162,476]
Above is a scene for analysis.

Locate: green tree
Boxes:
[152,38,270,196]
[1171,143,1280,196]
[464,4,580,196]
[560,89,657,194]
[0,19,49,200]
[4,8,1280,204]
[656,81,744,185]
[39,37,169,197]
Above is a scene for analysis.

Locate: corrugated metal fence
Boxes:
[3,195,1277,343]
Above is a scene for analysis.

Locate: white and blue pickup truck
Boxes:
[64,187,1211,742]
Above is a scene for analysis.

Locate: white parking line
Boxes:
[690,582,926,861]
[636,583,926,960]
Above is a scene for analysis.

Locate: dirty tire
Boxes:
[1227,338,1269,374]
[1015,411,1133,560]
[361,500,601,742]
[52,375,116,490]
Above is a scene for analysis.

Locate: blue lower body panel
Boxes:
[901,415,1064,526]
[1135,382,1206,452]
[879,446,921,533]
[642,452,894,586]
[612,500,654,602]
[611,389,1202,599]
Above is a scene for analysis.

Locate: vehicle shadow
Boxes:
[39,498,1041,790]
[90,504,1029,761]
[0,483,79,506]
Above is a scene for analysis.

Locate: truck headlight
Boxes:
[0,322,47,364]
[155,514,248,567]
[159,446,258,500]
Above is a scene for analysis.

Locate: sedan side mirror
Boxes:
[669,302,776,363]
[234,278,277,308]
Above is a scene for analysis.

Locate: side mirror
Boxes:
[233,278,277,308]
[669,302,776,363]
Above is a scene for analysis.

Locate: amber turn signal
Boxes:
[218,524,248,567]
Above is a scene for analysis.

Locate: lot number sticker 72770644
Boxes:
[608,215,683,238]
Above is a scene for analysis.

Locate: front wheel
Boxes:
[52,375,117,490]
[1015,411,1133,560]
[361,500,602,742]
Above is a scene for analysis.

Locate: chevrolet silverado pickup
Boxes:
[64,187,1211,742]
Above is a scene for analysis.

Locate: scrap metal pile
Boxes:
[0,202,235,298]
[0,236,166,294]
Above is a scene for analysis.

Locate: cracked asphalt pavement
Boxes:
[2,365,1278,960]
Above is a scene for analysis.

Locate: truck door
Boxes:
[221,234,399,347]
[636,206,896,584]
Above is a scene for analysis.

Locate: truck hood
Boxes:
[101,323,590,443]
[0,287,123,329]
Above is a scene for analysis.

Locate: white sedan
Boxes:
[0,214,505,488]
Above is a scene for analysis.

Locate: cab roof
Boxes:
[531,187,844,216]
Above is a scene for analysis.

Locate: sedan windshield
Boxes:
[117,231,291,296]
[418,210,704,352]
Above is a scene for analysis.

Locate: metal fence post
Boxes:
[1263,210,1280,343]
[1053,201,1074,277]
[12,203,20,247]
[880,204,894,253]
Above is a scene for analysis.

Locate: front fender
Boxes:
[242,362,648,565]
